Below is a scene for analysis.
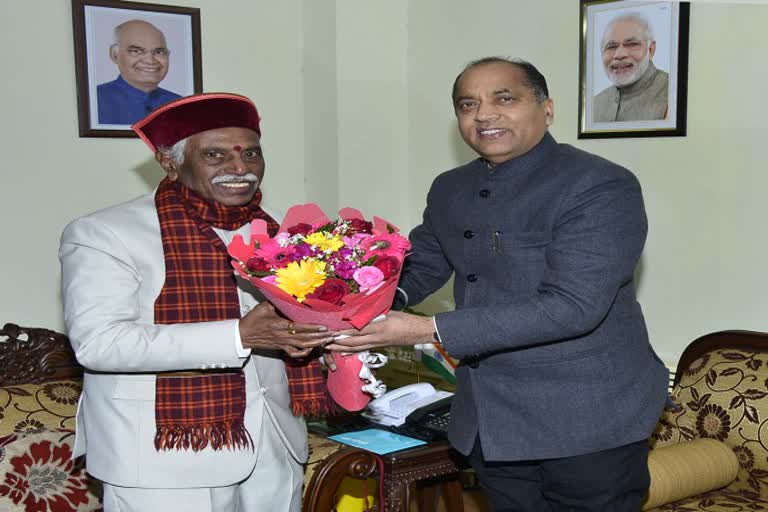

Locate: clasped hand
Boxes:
[324,311,435,352]
[238,302,335,358]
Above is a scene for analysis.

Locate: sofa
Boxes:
[646,330,768,511]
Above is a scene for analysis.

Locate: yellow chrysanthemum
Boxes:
[275,259,327,301]
[304,232,344,253]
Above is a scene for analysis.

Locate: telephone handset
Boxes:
[362,382,453,438]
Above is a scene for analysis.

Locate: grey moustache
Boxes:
[211,174,260,184]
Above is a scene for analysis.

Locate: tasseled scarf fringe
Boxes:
[154,421,254,452]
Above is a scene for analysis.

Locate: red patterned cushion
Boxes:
[0,429,101,512]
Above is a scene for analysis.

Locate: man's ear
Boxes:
[543,98,555,126]
[109,44,119,64]
[156,152,179,181]
[648,40,657,60]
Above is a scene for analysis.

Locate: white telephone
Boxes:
[362,382,453,427]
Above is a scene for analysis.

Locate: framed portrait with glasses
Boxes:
[72,0,202,138]
[578,0,689,139]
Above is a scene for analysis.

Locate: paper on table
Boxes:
[328,428,426,455]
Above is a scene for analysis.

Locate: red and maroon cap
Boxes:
[132,93,261,153]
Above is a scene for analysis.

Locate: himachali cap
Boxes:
[132,93,261,153]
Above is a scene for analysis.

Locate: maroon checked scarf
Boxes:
[154,178,330,452]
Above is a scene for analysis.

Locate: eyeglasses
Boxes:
[121,45,170,58]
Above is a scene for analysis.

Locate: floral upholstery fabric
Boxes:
[649,348,768,511]
[305,432,345,488]
[0,429,102,512]
[1,378,347,510]
[0,381,81,438]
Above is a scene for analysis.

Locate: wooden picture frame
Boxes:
[72,0,202,138]
[578,0,689,139]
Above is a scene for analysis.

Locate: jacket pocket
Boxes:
[112,376,155,401]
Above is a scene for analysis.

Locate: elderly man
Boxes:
[328,57,668,511]
[60,93,332,512]
[593,12,669,122]
[97,19,181,125]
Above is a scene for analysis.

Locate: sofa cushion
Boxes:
[643,439,739,510]
[0,429,102,511]
[0,381,80,437]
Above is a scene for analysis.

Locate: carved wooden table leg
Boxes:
[382,473,409,511]
[441,476,465,512]
[413,476,465,512]
[416,482,438,511]
[380,441,466,511]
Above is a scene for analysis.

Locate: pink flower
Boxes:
[261,275,278,286]
[360,233,411,260]
[343,233,371,249]
[254,239,295,269]
[353,266,384,293]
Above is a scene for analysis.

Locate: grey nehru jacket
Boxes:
[593,61,669,122]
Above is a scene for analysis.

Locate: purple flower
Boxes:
[290,243,318,261]
[333,259,359,280]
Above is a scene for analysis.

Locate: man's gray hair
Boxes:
[112,19,163,46]
[158,137,188,166]
[603,12,655,45]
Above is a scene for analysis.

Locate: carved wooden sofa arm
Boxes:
[0,323,83,386]
[303,445,380,512]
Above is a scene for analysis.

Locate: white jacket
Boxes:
[59,193,306,488]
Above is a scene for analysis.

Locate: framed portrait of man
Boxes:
[72,0,202,138]
[578,0,689,139]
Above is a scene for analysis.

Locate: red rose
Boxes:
[307,279,350,305]
[346,218,373,235]
[372,256,401,279]
[246,256,271,273]
[288,223,313,236]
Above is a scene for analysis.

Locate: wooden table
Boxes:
[303,439,467,512]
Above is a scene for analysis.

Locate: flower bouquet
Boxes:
[227,203,411,410]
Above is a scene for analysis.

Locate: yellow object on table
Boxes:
[335,477,378,512]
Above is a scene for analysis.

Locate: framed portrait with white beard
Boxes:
[578,0,689,138]
[72,0,202,138]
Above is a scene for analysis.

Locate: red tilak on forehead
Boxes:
[233,145,242,151]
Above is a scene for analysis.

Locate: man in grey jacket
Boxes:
[593,13,669,122]
[328,57,668,511]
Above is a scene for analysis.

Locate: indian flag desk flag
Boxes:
[414,342,457,385]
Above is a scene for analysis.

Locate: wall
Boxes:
[335,0,411,230]
[1,1,766,365]
[0,0,307,331]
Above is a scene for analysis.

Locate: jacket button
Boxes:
[467,274,478,282]
[479,189,491,198]
[464,230,474,239]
